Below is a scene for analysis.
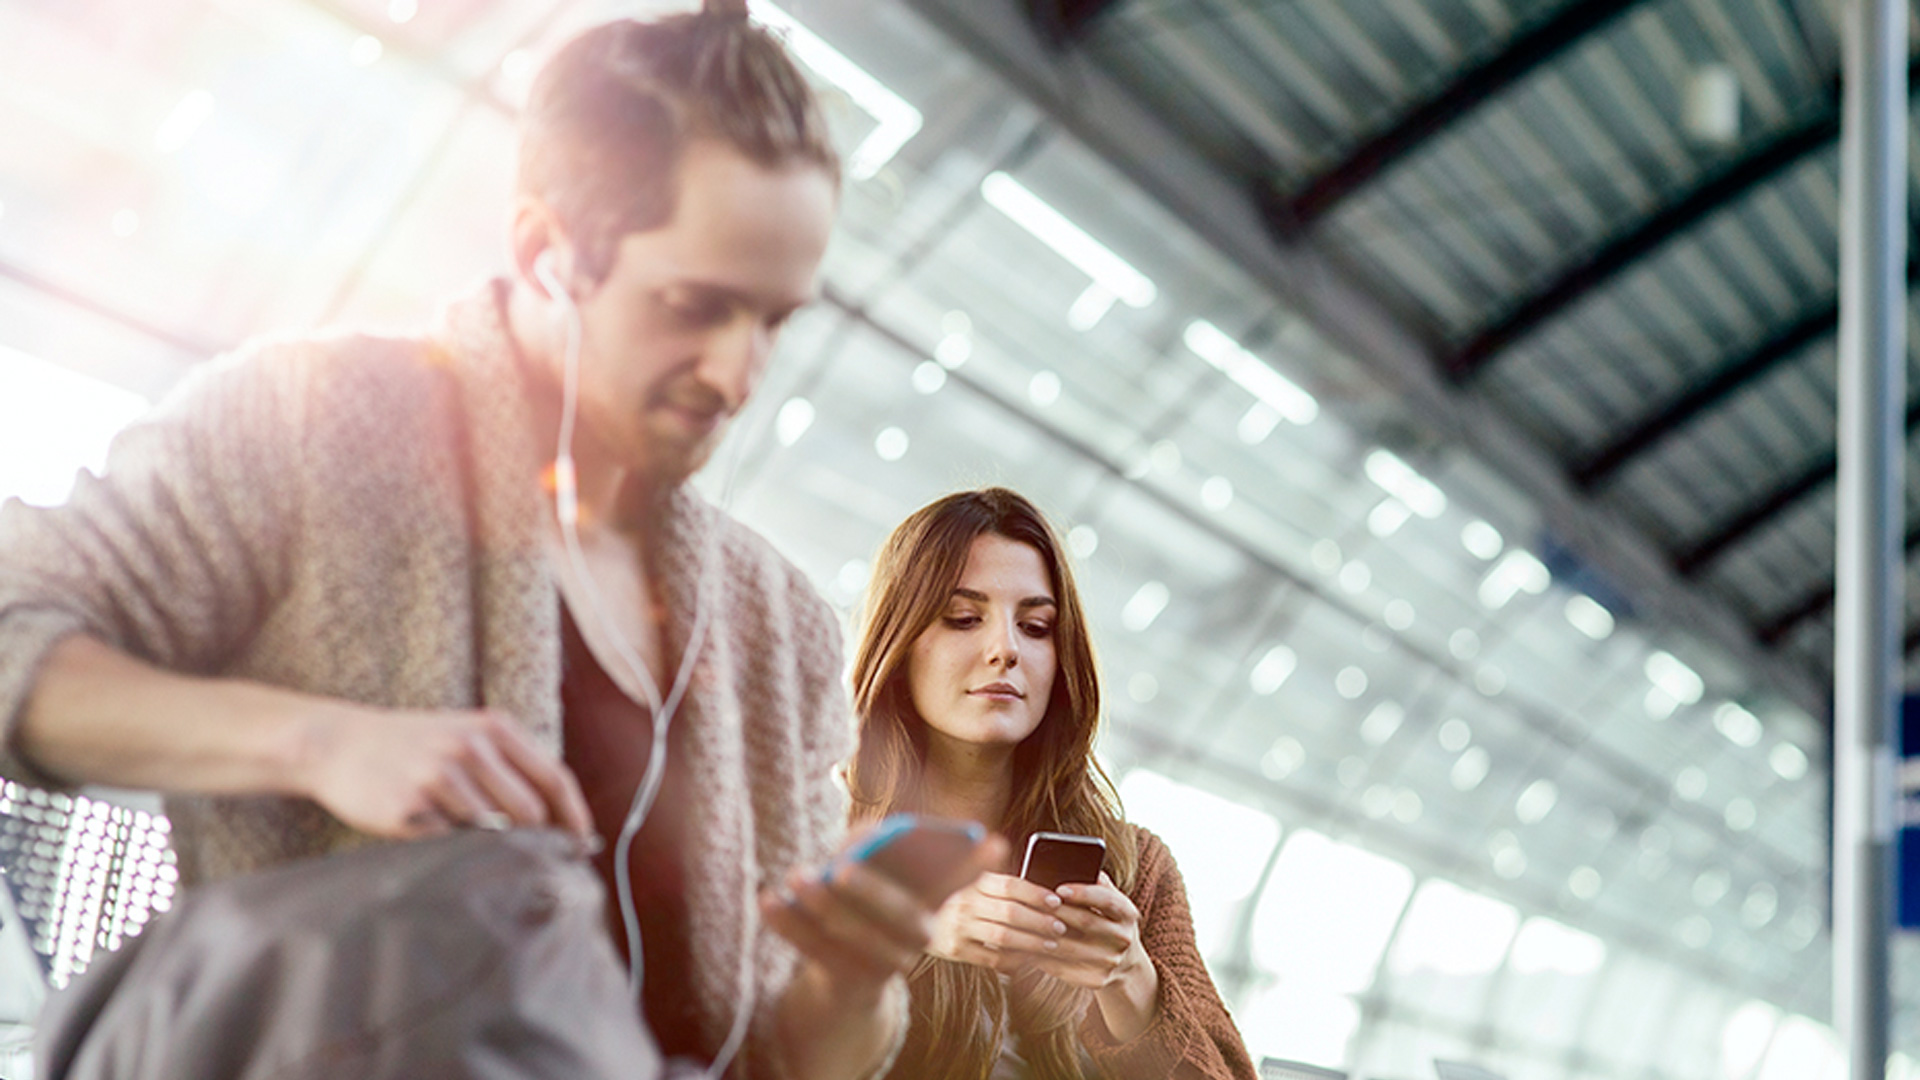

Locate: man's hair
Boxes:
[517,1,841,284]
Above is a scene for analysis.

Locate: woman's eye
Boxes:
[1021,622,1053,639]
[942,614,980,629]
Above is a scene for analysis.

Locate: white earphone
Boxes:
[533,240,752,1078]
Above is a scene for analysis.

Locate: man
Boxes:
[0,6,990,1077]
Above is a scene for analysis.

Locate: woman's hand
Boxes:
[929,871,1074,972]
[1033,873,1161,1041]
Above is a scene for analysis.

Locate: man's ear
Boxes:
[510,196,575,300]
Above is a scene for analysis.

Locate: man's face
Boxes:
[565,140,837,487]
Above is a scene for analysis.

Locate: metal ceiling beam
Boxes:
[1674,453,1838,576]
[1021,0,1126,47]
[1281,0,1645,229]
[1758,523,1920,645]
[1572,306,1837,488]
[1574,249,1918,489]
[898,0,1826,718]
[1443,102,1842,381]
[1757,479,1920,647]
[1676,395,1920,577]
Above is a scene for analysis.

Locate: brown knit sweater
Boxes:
[1077,826,1258,1079]
[0,282,883,1077]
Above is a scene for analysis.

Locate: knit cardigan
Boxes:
[1077,827,1257,1079]
[893,825,1256,1079]
[0,282,872,1077]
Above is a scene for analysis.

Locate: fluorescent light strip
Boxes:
[980,172,1157,308]
[1182,320,1318,424]
[751,1,922,180]
[1362,449,1446,518]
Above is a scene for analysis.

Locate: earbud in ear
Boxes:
[532,249,567,300]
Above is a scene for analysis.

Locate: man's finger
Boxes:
[486,713,594,837]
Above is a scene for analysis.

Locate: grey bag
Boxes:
[34,828,662,1080]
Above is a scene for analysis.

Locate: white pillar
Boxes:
[1833,1,1906,1077]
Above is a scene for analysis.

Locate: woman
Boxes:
[847,488,1257,1080]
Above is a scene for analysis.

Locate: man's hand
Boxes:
[298,705,594,839]
[761,825,1007,1079]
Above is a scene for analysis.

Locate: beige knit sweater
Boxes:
[0,281,864,1076]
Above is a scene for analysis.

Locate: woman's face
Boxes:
[907,533,1059,755]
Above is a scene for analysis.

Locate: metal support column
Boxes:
[1833,1,1905,1076]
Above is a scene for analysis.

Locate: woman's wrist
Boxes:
[1092,943,1160,1042]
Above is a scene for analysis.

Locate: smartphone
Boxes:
[1019,831,1106,891]
[837,814,987,904]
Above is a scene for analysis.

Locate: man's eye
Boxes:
[659,292,728,326]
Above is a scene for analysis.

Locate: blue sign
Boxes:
[1900,696,1920,929]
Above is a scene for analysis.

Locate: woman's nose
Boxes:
[984,618,1020,669]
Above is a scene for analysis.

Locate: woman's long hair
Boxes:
[847,488,1137,1080]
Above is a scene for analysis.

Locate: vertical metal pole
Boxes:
[1834,1,1905,1077]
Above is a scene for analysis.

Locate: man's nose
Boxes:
[697,319,771,411]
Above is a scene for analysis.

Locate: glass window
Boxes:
[1720,999,1781,1080]
[1753,1014,1842,1080]
[1117,768,1280,963]
[1250,828,1414,995]
[1384,878,1519,1026]
[1490,916,1605,1046]
[0,345,149,506]
[1234,982,1361,1071]
[1581,952,1680,1074]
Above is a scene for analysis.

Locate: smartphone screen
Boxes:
[1019,831,1105,890]
[843,814,986,904]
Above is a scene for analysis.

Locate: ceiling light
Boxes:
[387,0,418,22]
[1128,673,1158,702]
[1067,524,1098,559]
[1182,319,1317,424]
[1359,701,1403,745]
[1121,581,1170,632]
[1712,702,1763,747]
[873,426,909,461]
[1383,599,1415,630]
[1769,742,1808,781]
[1262,735,1305,778]
[154,90,213,153]
[349,35,383,67]
[1238,403,1280,444]
[1067,284,1117,330]
[1645,650,1704,704]
[1028,370,1061,407]
[774,397,815,446]
[1564,593,1614,639]
[752,1,921,180]
[1477,548,1550,609]
[1515,779,1558,824]
[1674,766,1708,801]
[1451,747,1489,791]
[1461,519,1503,560]
[1201,476,1233,511]
[1367,498,1412,537]
[980,172,1156,308]
[1363,449,1446,518]
[1335,666,1368,699]
[1249,645,1296,695]
[910,361,946,394]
